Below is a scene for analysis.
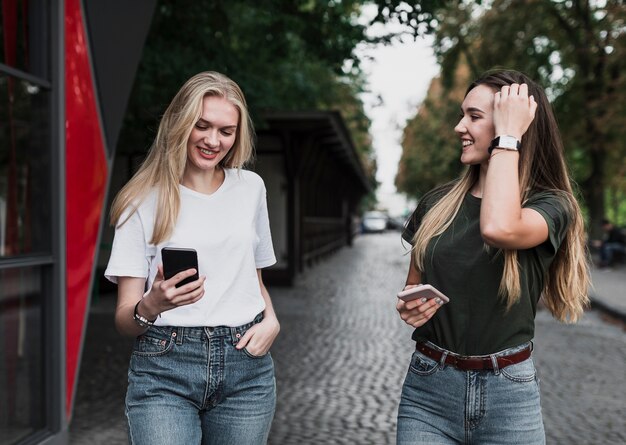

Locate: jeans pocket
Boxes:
[242,346,269,359]
[409,350,440,376]
[132,330,174,357]
[501,357,536,383]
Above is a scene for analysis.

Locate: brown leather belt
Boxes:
[416,342,532,371]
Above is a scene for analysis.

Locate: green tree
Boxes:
[396,58,471,198]
[119,0,376,178]
[395,0,626,235]
[439,0,626,235]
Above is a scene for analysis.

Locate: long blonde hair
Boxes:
[110,71,255,244]
[412,70,590,322]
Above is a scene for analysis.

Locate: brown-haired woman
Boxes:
[396,69,589,444]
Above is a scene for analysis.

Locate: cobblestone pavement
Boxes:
[70,232,626,444]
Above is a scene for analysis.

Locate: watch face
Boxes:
[498,135,519,149]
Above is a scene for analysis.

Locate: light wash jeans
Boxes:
[397,342,545,445]
[125,314,275,445]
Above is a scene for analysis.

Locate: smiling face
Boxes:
[185,95,239,174]
[454,84,497,165]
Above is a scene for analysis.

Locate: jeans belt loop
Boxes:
[490,354,500,375]
[438,350,448,369]
[230,326,240,345]
[174,327,183,345]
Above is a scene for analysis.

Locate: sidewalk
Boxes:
[70,234,626,444]
[589,264,626,322]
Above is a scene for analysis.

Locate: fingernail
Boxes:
[435,298,443,305]
[420,298,427,303]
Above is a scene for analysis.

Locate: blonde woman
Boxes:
[105,72,279,444]
[396,70,589,444]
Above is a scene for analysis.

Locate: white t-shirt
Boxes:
[104,168,276,327]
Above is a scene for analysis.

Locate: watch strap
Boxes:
[488,136,521,155]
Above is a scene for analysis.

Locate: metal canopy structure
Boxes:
[255,111,371,285]
[261,111,371,193]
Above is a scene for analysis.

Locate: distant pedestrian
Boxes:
[396,69,590,444]
[105,72,279,444]
[597,218,625,268]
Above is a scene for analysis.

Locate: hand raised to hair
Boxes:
[493,83,538,141]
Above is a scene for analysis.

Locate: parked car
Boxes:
[361,211,388,233]
[386,215,409,231]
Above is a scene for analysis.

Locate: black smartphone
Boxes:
[161,247,199,288]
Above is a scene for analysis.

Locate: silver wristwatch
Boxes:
[488,135,521,155]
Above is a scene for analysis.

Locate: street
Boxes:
[70,232,626,444]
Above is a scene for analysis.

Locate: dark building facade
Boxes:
[255,112,371,285]
[1,1,155,443]
[1,2,369,444]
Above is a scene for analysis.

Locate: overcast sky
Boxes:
[356,9,440,214]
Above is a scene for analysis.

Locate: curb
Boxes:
[589,294,626,324]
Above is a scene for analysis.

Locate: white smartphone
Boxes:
[397,284,450,303]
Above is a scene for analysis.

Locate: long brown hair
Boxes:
[413,69,590,322]
[110,71,255,244]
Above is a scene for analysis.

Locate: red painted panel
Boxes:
[65,0,108,418]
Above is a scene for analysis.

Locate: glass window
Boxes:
[0,0,49,78]
[0,73,51,257]
[0,265,45,443]
[0,2,53,444]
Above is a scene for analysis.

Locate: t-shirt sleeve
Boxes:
[524,192,571,256]
[104,208,152,284]
[254,185,277,269]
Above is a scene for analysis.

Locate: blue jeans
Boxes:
[125,314,276,445]
[397,342,544,445]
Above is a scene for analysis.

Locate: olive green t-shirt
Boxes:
[402,188,570,355]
